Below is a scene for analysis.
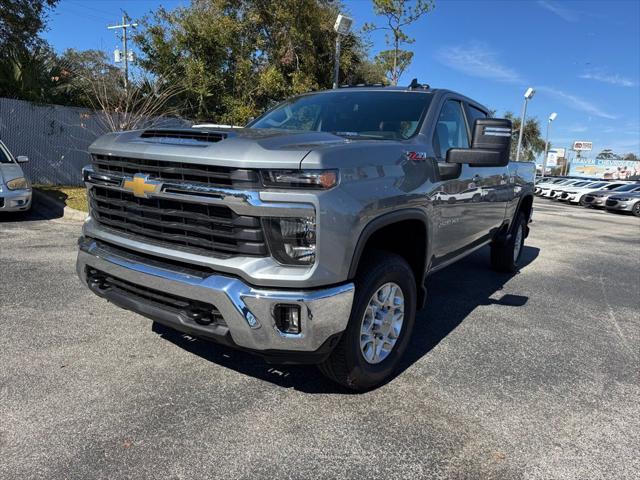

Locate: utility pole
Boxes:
[108,14,138,92]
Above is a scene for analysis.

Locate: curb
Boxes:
[33,190,88,222]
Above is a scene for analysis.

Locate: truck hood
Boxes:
[0,162,25,184]
[88,127,354,170]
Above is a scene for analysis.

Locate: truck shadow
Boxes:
[152,245,539,394]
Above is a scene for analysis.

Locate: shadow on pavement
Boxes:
[153,245,539,394]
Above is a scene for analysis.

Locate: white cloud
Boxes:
[579,71,638,87]
[435,42,522,83]
[538,86,617,120]
[537,0,578,22]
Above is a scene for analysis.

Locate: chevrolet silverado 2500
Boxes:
[77,85,535,390]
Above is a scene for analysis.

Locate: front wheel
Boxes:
[318,252,416,391]
[490,212,526,273]
[633,202,640,217]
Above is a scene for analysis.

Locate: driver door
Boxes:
[430,99,480,260]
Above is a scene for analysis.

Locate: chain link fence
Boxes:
[0,97,188,186]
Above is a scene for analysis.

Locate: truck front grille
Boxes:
[92,154,260,188]
[89,186,267,257]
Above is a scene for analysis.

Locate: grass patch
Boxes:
[35,185,88,212]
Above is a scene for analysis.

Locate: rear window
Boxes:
[250,91,433,140]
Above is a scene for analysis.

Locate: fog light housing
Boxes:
[274,304,301,334]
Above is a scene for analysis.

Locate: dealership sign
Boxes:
[573,141,593,151]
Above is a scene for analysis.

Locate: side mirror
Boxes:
[446,118,512,167]
[16,155,29,163]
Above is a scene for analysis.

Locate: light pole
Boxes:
[515,87,535,161]
[542,112,558,175]
[333,14,353,89]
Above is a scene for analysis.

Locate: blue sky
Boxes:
[43,0,640,158]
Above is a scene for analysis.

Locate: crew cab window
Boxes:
[434,100,469,158]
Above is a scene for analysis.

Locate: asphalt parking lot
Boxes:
[1,199,638,480]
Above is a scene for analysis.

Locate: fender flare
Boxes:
[348,208,430,308]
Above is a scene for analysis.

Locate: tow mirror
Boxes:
[16,155,29,163]
[446,118,512,167]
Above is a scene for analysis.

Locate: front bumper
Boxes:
[605,199,637,212]
[0,188,32,211]
[77,238,354,362]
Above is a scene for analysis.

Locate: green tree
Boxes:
[596,149,620,160]
[134,0,381,124]
[373,49,413,85]
[504,112,546,162]
[0,0,62,101]
[0,0,58,51]
[364,0,434,86]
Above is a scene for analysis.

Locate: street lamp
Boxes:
[542,112,558,174]
[333,14,353,89]
[515,87,535,161]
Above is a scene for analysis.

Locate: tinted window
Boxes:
[250,91,433,140]
[434,100,469,158]
[614,183,640,192]
[466,104,487,131]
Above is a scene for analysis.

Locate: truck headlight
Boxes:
[6,177,29,190]
[263,217,316,265]
[261,170,338,189]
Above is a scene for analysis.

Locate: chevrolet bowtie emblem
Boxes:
[123,174,160,198]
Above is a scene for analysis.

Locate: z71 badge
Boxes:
[405,151,428,162]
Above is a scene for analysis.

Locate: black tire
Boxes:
[318,252,417,391]
[579,196,589,206]
[490,212,526,273]
[633,202,640,217]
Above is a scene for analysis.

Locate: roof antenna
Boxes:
[409,78,420,89]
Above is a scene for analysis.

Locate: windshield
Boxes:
[613,183,640,192]
[0,143,14,164]
[250,91,433,140]
[585,182,607,189]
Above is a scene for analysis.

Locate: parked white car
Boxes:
[538,179,584,198]
[559,182,627,205]
[0,140,32,212]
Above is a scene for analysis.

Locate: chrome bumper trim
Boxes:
[77,239,354,352]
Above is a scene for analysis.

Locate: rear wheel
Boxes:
[490,212,526,273]
[318,252,416,391]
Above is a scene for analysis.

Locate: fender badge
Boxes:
[405,151,428,162]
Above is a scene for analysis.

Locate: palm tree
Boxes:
[504,112,546,162]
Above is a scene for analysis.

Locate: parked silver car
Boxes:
[0,140,32,212]
[582,183,640,208]
[605,191,640,216]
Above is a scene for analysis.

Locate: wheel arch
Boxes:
[348,209,429,309]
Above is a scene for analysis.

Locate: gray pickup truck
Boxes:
[77,85,535,390]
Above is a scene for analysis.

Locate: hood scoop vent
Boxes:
[139,129,227,145]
